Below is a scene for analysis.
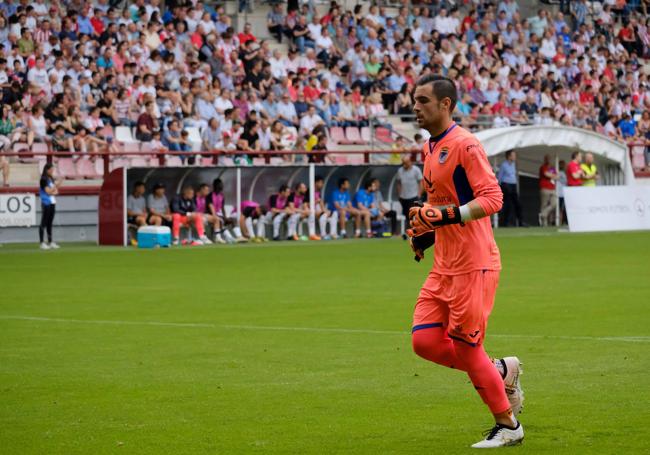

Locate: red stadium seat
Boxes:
[360,127,371,144]
[376,127,393,144]
[57,158,78,179]
[121,142,141,154]
[95,158,105,176]
[13,142,35,162]
[76,158,100,179]
[98,125,114,140]
[330,126,350,144]
[22,142,48,162]
[201,157,214,166]
[345,127,364,145]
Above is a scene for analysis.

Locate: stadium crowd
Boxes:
[1,0,650,188]
[126,173,401,245]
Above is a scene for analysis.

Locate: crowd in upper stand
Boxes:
[0,0,649,184]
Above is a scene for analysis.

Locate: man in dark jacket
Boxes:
[170,186,212,245]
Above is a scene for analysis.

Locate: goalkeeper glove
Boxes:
[408,203,461,235]
[407,228,435,262]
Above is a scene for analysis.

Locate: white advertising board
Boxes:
[564,186,650,232]
[0,194,37,227]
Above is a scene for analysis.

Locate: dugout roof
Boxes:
[475,126,634,185]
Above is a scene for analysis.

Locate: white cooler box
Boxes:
[137,226,171,248]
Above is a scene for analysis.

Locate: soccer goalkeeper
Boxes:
[408,75,524,448]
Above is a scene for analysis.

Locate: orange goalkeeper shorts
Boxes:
[412,270,500,346]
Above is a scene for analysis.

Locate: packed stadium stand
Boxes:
[0,0,648,189]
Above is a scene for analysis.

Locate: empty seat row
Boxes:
[329,126,394,145]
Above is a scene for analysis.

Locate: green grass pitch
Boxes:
[1,230,649,454]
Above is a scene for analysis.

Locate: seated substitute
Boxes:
[127,181,148,227]
[266,184,292,241]
[287,182,320,241]
[170,185,212,245]
[195,183,226,244]
[328,177,361,238]
[146,182,173,227]
[239,200,267,241]
[313,175,338,239]
[206,178,238,243]
[354,179,377,238]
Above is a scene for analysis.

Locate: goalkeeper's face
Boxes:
[413,84,450,132]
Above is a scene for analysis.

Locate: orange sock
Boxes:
[453,341,510,414]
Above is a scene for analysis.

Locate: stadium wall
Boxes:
[0,195,98,244]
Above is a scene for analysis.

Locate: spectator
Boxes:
[146,183,172,227]
[26,105,48,149]
[201,117,221,163]
[38,163,60,250]
[538,155,559,227]
[170,185,212,245]
[277,93,299,127]
[0,104,14,152]
[149,131,168,156]
[136,102,158,142]
[497,150,526,227]
[618,113,637,139]
[396,156,423,237]
[267,5,285,43]
[127,181,148,228]
[493,108,511,128]
[51,125,73,155]
[329,177,361,239]
[0,147,8,186]
[163,120,192,163]
[566,151,584,188]
[580,152,599,187]
[307,132,331,164]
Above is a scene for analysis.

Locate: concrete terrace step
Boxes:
[8,162,43,187]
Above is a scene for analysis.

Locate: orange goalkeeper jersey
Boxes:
[421,123,503,274]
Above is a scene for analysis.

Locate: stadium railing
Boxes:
[0,149,421,187]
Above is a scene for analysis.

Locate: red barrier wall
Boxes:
[98,168,124,245]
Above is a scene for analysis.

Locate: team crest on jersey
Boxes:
[439,147,449,164]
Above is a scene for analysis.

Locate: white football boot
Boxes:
[496,356,524,415]
[49,242,60,249]
[471,422,524,448]
[40,242,50,250]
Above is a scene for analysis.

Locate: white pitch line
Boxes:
[1,315,649,343]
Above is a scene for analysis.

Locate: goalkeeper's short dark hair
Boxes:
[337,177,349,188]
[415,74,457,113]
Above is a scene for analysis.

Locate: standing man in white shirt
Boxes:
[396,156,423,238]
